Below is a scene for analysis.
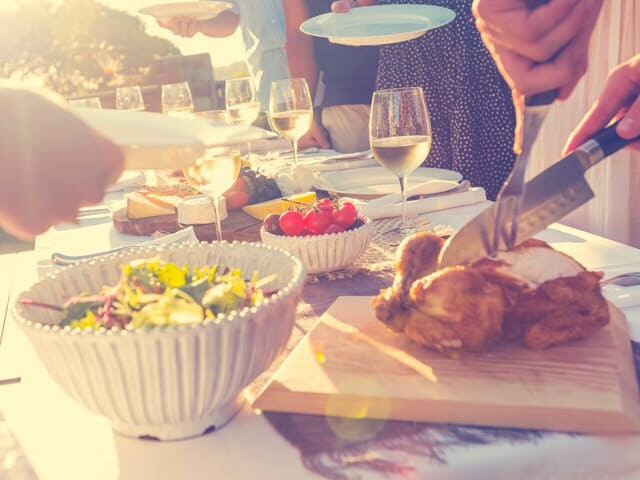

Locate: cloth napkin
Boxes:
[346,181,486,220]
[106,170,145,193]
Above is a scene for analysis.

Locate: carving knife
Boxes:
[438,120,639,268]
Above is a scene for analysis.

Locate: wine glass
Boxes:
[161,82,194,117]
[182,147,241,241]
[269,78,313,166]
[370,87,432,235]
[115,86,145,111]
[225,77,260,125]
[226,77,261,160]
[69,97,102,109]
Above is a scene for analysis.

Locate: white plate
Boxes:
[74,108,273,170]
[300,4,455,47]
[139,1,232,22]
[314,166,463,199]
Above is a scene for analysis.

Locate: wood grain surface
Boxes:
[255,296,640,434]
[112,208,262,241]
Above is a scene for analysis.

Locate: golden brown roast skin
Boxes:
[373,231,610,356]
[373,232,443,333]
[505,271,609,349]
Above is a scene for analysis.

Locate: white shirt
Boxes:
[229,0,290,109]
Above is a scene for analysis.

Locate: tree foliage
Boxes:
[0,0,181,96]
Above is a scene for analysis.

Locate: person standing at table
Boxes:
[157,0,289,109]
[332,0,517,200]
[283,0,379,152]
[0,86,124,239]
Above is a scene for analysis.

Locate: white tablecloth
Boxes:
[2,203,640,479]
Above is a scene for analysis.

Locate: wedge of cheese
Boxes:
[126,192,180,219]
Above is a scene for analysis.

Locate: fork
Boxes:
[492,89,557,254]
[600,272,640,287]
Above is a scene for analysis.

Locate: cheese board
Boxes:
[254,296,640,434]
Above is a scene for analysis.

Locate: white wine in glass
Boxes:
[162,82,194,117]
[116,86,145,111]
[225,77,260,125]
[370,87,431,235]
[69,97,102,109]
[269,78,313,166]
[182,148,241,240]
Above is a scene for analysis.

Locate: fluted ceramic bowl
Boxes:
[14,242,305,441]
[260,216,373,274]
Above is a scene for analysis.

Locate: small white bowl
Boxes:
[260,217,373,274]
[14,242,305,441]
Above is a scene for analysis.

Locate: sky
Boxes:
[0,0,247,69]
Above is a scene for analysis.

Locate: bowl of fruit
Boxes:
[260,199,373,274]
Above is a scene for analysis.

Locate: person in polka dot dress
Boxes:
[333,0,516,200]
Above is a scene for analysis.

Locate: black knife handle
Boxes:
[524,0,549,8]
[525,89,559,107]
[592,119,640,157]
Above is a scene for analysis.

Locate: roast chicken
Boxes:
[373,232,609,357]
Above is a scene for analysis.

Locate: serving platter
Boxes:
[300,5,456,46]
[254,296,640,434]
[314,166,463,199]
[139,1,232,22]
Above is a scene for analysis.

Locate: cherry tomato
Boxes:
[332,202,358,228]
[325,223,346,234]
[224,190,250,210]
[305,209,332,235]
[279,211,305,236]
[263,213,282,235]
[316,198,335,214]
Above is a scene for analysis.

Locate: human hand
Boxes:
[473,0,603,99]
[0,88,124,239]
[157,16,201,38]
[331,0,377,13]
[298,119,331,150]
[564,55,640,154]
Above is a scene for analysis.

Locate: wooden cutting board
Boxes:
[254,296,640,434]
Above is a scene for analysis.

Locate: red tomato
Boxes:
[263,213,282,235]
[332,202,358,228]
[316,198,335,214]
[325,223,346,234]
[305,210,332,235]
[279,211,305,236]
[225,190,250,210]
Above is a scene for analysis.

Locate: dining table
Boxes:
[2,165,640,480]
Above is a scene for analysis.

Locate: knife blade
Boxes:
[438,120,639,268]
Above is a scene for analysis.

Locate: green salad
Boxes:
[23,258,276,330]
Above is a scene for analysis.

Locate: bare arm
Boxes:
[0,87,123,238]
[282,0,330,148]
[157,11,239,38]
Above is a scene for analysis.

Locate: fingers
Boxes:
[163,16,199,37]
[564,58,640,153]
[309,121,331,149]
[331,0,376,13]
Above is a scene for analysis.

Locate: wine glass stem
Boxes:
[213,196,223,241]
[292,139,299,166]
[399,175,409,228]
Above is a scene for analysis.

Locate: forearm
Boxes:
[282,0,318,96]
[196,11,240,38]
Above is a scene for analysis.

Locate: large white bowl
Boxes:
[260,217,373,274]
[14,242,305,441]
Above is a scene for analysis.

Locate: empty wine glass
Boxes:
[370,87,432,235]
[182,147,241,240]
[161,82,194,117]
[69,97,102,109]
[115,86,145,111]
[269,78,313,166]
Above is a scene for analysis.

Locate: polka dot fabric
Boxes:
[376,0,516,200]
